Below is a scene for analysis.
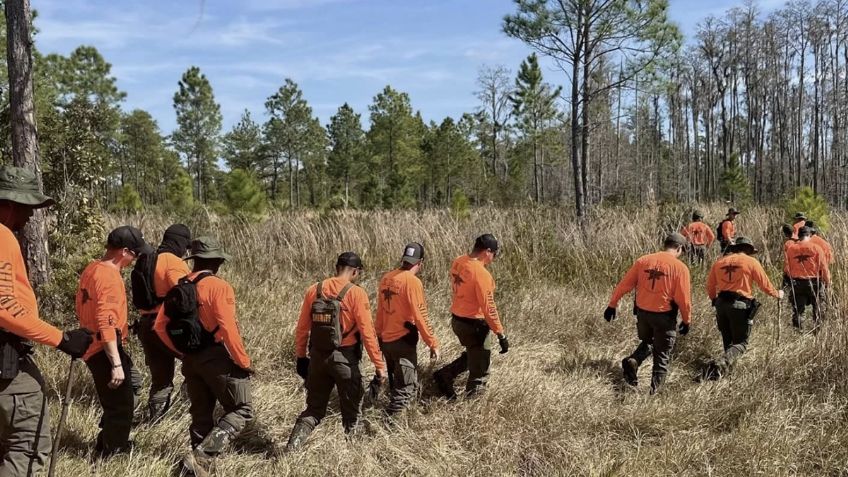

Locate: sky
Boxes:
[31,0,786,135]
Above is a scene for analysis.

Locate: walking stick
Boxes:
[48,358,77,477]
[776,294,782,346]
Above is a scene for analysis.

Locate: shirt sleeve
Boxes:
[212,282,251,369]
[353,289,385,373]
[408,278,438,349]
[706,263,718,300]
[0,260,62,347]
[819,251,831,285]
[164,257,190,290]
[153,307,182,357]
[608,261,640,308]
[374,283,385,339]
[752,261,780,298]
[674,264,692,325]
[680,226,690,238]
[722,221,733,240]
[94,276,124,343]
[475,270,504,335]
[294,285,316,358]
[705,225,716,245]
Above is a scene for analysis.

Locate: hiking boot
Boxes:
[284,421,313,453]
[621,358,638,387]
[147,399,170,423]
[196,426,235,456]
[433,370,457,400]
[703,361,722,381]
[180,449,212,477]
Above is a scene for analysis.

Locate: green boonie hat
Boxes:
[692,210,704,219]
[665,232,687,247]
[794,212,807,220]
[186,236,232,261]
[731,236,759,254]
[0,166,54,208]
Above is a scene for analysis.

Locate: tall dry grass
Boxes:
[33,204,848,476]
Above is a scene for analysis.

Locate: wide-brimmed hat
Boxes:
[186,236,232,261]
[794,212,807,221]
[731,236,759,254]
[692,210,704,220]
[0,166,54,208]
[727,207,740,216]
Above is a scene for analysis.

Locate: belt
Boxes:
[717,291,752,303]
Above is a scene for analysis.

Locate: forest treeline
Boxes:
[0,0,840,219]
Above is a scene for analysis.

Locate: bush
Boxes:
[223,169,267,218]
[785,186,830,232]
[166,169,196,215]
[451,190,471,219]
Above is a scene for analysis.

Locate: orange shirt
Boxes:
[608,251,692,324]
[154,272,251,369]
[810,235,834,264]
[449,255,504,335]
[375,269,438,349]
[681,221,715,246]
[294,277,385,373]
[786,240,831,284]
[76,261,129,361]
[139,252,190,314]
[0,224,62,346]
[792,221,805,240]
[721,220,736,242]
[707,253,780,300]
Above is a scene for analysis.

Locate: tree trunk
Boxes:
[5,0,50,290]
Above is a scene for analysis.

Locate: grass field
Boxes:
[33,204,848,476]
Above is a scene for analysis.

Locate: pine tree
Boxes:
[327,103,365,208]
[118,110,167,204]
[172,66,222,203]
[223,169,267,218]
[114,184,143,213]
[166,169,196,215]
[720,153,752,204]
[786,186,830,232]
[222,110,265,174]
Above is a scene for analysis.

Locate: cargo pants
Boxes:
[86,346,139,456]
[0,357,50,477]
[181,344,253,454]
[381,338,418,414]
[435,316,494,396]
[628,310,677,392]
[294,346,364,434]
[714,296,753,370]
[789,278,822,327]
[136,313,176,419]
[688,245,707,265]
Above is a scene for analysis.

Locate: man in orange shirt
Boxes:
[718,208,740,254]
[286,252,386,451]
[153,236,253,477]
[805,221,834,264]
[132,223,191,421]
[0,166,92,476]
[375,243,439,415]
[604,233,691,394]
[433,234,508,399]
[792,213,807,239]
[786,227,831,328]
[681,211,715,265]
[705,237,783,378]
[77,225,151,457]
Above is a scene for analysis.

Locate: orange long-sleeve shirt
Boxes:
[76,261,129,361]
[294,277,385,373]
[449,255,504,335]
[375,269,438,349]
[721,220,736,242]
[792,220,805,240]
[608,251,692,324]
[786,240,831,285]
[681,221,716,246]
[154,272,251,369]
[0,224,62,347]
[810,235,834,264]
[707,253,780,300]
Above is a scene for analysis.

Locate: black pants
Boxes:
[688,245,707,265]
[136,313,176,415]
[628,310,677,392]
[790,278,822,327]
[86,347,136,454]
[295,346,364,433]
[715,297,752,369]
[435,316,494,395]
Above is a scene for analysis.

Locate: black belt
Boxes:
[717,291,752,304]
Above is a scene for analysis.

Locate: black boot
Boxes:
[285,421,314,452]
[621,358,639,387]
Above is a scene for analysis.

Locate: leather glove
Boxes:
[604,307,617,322]
[678,322,690,336]
[497,334,509,354]
[296,357,310,381]
[57,329,93,359]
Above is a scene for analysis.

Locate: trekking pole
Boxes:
[775,293,782,347]
[48,358,78,477]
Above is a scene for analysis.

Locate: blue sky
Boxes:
[32,0,785,135]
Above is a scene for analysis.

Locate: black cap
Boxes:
[474,234,499,253]
[401,242,424,265]
[798,226,813,238]
[336,251,364,270]
[107,226,154,255]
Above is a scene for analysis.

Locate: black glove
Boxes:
[711,298,718,307]
[368,375,382,400]
[782,274,791,288]
[497,334,509,354]
[678,322,690,336]
[296,357,310,381]
[604,307,617,322]
[57,329,93,359]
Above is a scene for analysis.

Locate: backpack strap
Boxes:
[336,283,355,301]
[316,281,324,299]
[192,271,214,284]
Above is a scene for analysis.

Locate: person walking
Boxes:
[604,233,692,394]
[374,243,439,415]
[805,221,834,264]
[0,166,92,476]
[718,208,741,254]
[704,237,783,378]
[131,224,192,421]
[791,213,807,239]
[285,252,386,451]
[680,211,715,265]
[433,234,509,399]
[76,226,149,457]
[786,227,831,329]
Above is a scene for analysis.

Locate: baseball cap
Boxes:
[798,226,813,238]
[474,234,499,254]
[727,207,741,216]
[336,251,364,270]
[107,226,154,255]
[401,242,424,265]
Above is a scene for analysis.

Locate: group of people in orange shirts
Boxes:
[605,208,834,393]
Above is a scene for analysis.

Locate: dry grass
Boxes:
[33,204,848,476]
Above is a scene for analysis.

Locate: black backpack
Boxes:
[309,281,354,353]
[164,272,218,354]
[131,251,160,310]
[716,220,729,243]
